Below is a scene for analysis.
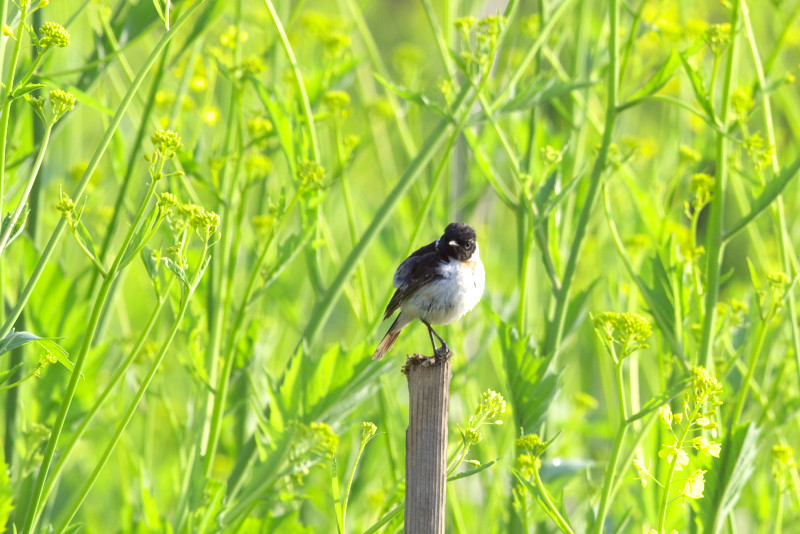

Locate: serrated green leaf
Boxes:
[498,319,559,432]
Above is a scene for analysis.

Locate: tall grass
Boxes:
[0,0,799,532]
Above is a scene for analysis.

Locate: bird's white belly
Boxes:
[403,256,485,325]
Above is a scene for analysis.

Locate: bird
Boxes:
[373,222,485,360]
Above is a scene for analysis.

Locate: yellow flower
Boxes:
[682,469,706,499]
[633,458,652,487]
[692,436,721,458]
[202,107,221,125]
[190,76,208,91]
[659,405,673,427]
[659,445,689,471]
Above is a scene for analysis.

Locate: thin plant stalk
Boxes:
[698,0,741,371]
[0,121,52,254]
[0,0,29,224]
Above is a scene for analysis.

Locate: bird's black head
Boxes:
[437,222,478,261]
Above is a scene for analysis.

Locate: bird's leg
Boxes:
[422,320,450,356]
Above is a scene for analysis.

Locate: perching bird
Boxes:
[373,222,485,359]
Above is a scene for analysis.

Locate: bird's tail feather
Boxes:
[373,316,403,360]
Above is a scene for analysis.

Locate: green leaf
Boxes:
[448,459,498,481]
[163,257,189,287]
[627,377,690,423]
[11,82,45,100]
[679,51,715,121]
[628,50,683,102]
[120,205,161,270]
[152,0,167,27]
[725,151,800,240]
[500,78,597,114]
[701,423,760,533]
[0,206,29,252]
[72,219,102,267]
[36,339,75,371]
[363,504,404,534]
[497,319,559,432]
[562,280,598,342]
[141,246,159,282]
[0,331,72,370]
[373,73,447,116]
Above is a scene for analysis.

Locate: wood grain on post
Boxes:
[404,351,452,534]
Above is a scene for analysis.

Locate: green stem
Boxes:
[21,176,159,533]
[545,0,619,360]
[699,0,740,370]
[593,361,629,534]
[0,0,207,341]
[341,437,373,532]
[517,219,535,333]
[0,0,29,225]
[730,319,768,425]
[11,49,48,95]
[0,363,42,391]
[0,121,52,254]
[56,267,203,532]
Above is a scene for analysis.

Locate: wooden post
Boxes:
[403,350,452,534]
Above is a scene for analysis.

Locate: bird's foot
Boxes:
[433,344,452,362]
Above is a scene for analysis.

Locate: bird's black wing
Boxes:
[383,241,442,319]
